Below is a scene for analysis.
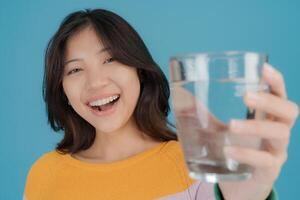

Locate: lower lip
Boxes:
[88,98,120,117]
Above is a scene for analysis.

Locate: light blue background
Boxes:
[1,0,299,199]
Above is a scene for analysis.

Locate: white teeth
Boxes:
[89,95,119,107]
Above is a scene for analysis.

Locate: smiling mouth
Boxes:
[90,95,120,112]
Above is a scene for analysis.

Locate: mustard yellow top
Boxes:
[23,140,217,200]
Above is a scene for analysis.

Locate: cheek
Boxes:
[120,71,141,108]
[62,79,80,104]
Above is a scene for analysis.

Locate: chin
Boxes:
[92,121,125,134]
[94,126,122,134]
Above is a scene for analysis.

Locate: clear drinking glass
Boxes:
[169,51,269,183]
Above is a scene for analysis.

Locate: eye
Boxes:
[67,68,82,75]
[103,57,115,64]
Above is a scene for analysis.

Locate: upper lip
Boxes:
[85,93,120,105]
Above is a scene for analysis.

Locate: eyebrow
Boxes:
[64,47,110,65]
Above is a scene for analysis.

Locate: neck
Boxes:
[73,118,161,163]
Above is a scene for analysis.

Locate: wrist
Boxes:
[217,182,273,200]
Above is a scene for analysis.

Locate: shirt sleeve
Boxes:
[213,183,279,200]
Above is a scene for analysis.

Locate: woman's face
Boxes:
[62,27,141,133]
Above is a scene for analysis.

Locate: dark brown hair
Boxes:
[43,8,177,154]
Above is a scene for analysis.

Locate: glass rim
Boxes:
[170,50,268,61]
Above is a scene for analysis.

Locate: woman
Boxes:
[24,9,298,200]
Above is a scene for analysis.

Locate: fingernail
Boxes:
[264,63,276,75]
[246,92,260,102]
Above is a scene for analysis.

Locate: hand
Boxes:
[219,63,299,200]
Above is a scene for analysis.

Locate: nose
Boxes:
[85,64,110,91]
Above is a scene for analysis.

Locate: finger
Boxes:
[172,87,227,130]
[244,92,299,125]
[229,120,290,141]
[223,146,287,169]
[262,63,287,99]
[229,120,290,154]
